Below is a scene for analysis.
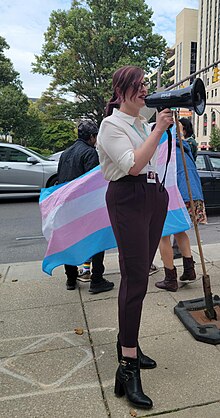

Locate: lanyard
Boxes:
[132,121,173,190]
[131,123,148,142]
[131,123,152,166]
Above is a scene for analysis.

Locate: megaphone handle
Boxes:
[157,107,174,129]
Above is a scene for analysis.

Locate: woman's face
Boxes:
[179,123,187,139]
[124,79,149,110]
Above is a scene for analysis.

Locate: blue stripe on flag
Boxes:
[39,183,66,203]
[42,226,117,275]
[162,207,192,237]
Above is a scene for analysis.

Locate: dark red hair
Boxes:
[105,66,145,116]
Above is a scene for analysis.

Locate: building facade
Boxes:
[147,4,220,148]
[175,8,198,120]
[196,0,220,148]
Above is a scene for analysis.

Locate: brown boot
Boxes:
[179,256,196,282]
[155,266,178,292]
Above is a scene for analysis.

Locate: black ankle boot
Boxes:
[114,357,153,409]
[117,336,157,369]
[179,256,196,282]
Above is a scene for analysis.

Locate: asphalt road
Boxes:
[0,194,220,264]
[0,194,46,264]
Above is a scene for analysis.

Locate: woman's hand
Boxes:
[154,108,174,134]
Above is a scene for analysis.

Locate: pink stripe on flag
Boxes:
[166,185,185,211]
[157,141,169,165]
[40,170,108,220]
[45,206,111,257]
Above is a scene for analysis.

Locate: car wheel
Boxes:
[47,176,58,187]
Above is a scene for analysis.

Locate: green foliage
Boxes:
[0,36,22,88]
[28,146,52,156]
[33,0,167,124]
[0,35,76,151]
[21,101,45,148]
[34,93,78,152]
[41,120,77,152]
[0,36,30,141]
[0,85,29,139]
[209,126,220,151]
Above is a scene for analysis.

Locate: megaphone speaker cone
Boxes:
[145,78,206,116]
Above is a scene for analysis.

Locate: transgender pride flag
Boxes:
[40,127,191,275]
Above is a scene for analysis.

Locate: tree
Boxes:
[34,93,77,151]
[33,0,167,124]
[209,126,220,151]
[0,36,30,141]
[21,100,44,148]
[0,85,29,140]
[41,119,77,152]
[0,37,21,89]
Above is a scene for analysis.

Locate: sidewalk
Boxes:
[0,244,220,418]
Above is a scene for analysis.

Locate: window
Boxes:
[0,147,9,162]
[7,149,28,162]
[212,111,216,126]
[203,114,207,136]
[190,42,197,74]
[196,155,207,170]
[210,156,220,171]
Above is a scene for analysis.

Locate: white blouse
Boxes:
[97,108,158,181]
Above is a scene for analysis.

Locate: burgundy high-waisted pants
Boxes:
[106,174,169,347]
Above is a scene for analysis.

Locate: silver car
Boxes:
[0,143,58,193]
[48,151,63,161]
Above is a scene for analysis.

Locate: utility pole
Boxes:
[165,59,220,91]
[157,64,162,89]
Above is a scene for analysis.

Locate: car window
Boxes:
[196,155,207,171]
[7,148,29,162]
[0,147,9,162]
[209,156,220,171]
[25,147,50,161]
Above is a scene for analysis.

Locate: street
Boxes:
[0,195,220,264]
[0,194,46,264]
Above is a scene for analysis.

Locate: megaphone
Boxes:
[145,78,206,116]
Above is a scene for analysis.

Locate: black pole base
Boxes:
[174,295,220,345]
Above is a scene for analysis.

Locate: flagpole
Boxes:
[174,112,217,320]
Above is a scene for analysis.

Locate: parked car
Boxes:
[48,151,63,162]
[196,151,220,209]
[0,143,58,193]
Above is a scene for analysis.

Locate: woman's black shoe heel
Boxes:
[114,377,125,397]
[115,357,153,409]
[117,336,157,369]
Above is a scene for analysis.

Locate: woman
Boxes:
[179,117,198,161]
[155,119,207,292]
[97,65,173,409]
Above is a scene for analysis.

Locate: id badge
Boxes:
[147,169,156,183]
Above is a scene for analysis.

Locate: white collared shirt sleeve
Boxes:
[97,119,135,180]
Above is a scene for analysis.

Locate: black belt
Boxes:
[115,174,159,183]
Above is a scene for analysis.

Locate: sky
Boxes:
[0,0,199,98]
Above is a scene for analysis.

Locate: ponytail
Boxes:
[105,91,121,116]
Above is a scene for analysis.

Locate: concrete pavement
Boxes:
[0,244,220,417]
